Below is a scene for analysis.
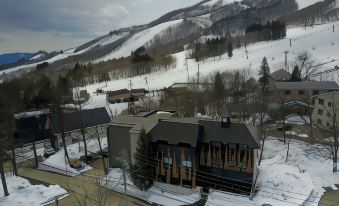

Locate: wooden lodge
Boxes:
[106,88,148,104]
[108,112,259,195]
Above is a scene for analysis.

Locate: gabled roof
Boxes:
[271,69,291,81]
[49,107,111,134]
[198,120,260,149]
[274,81,339,90]
[149,120,201,147]
[107,89,130,96]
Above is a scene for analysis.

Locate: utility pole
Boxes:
[128,80,133,114]
[145,77,151,111]
[284,50,289,72]
[289,39,292,47]
[186,58,190,82]
[197,64,200,92]
[197,64,200,85]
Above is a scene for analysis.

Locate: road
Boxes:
[17,158,149,206]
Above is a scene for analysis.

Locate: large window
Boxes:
[328,102,333,107]
[182,160,192,168]
[313,90,319,95]
[164,157,172,165]
[285,90,291,95]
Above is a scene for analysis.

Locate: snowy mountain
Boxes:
[2,0,337,78]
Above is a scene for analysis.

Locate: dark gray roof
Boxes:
[198,120,259,149]
[111,115,158,133]
[150,120,201,147]
[49,107,111,134]
[274,81,339,90]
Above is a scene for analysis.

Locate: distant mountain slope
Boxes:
[0,53,33,65]
[3,0,334,77]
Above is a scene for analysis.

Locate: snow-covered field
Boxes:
[103,169,201,206]
[0,174,68,206]
[78,21,339,115]
[38,137,107,176]
[207,137,339,206]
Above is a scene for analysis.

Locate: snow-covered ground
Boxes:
[78,21,339,115]
[38,137,107,176]
[296,0,323,10]
[207,137,339,206]
[103,168,201,206]
[0,174,68,206]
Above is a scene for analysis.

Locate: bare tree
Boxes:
[73,87,89,164]
[296,51,320,80]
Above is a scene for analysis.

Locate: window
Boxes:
[328,102,333,107]
[285,90,291,95]
[229,160,236,167]
[238,162,247,169]
[318,99,324,105]
[164,157,172,165]
[327,112,331,117]
[182,160,192,168]
[313,90,319,95]
[299,90,304,95]
[318,109,323,115]
[317,119,322,125]
[327,122,330,127]
[212,141,222,148]
[212,159,222,165]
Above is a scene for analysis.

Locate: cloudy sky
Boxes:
[0,0,199,54]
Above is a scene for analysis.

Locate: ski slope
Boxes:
[202,0,240,7]
[81,21,339,114]
[98,19,183,61]
[296,0,323,10]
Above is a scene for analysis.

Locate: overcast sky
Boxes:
[0,0,199,54]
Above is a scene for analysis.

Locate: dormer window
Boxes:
[221,116,231,128]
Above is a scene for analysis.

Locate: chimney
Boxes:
[221,106,231,128]
[221,116,231,128]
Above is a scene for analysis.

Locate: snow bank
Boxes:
[284,114,310,125]
[208,137,339,205]
[0,174,68,206]
[103,168,201,206]
[38,137,107,176]
[285,130,309,138]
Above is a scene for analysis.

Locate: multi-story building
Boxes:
[107,111,259,195]
[312,91,339,130]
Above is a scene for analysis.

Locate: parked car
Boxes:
[43,146,56,158]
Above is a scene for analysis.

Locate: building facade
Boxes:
[312,91,339,131]
[107,114,259,195]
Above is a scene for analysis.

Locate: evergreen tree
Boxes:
[290,65,302,81]
[130,128,153,191]
[258,57,270,94]
[227,42,233,58]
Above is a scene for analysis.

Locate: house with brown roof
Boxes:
[271,81,339,115]
[106,88,148,104]
[107,112,259,195]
